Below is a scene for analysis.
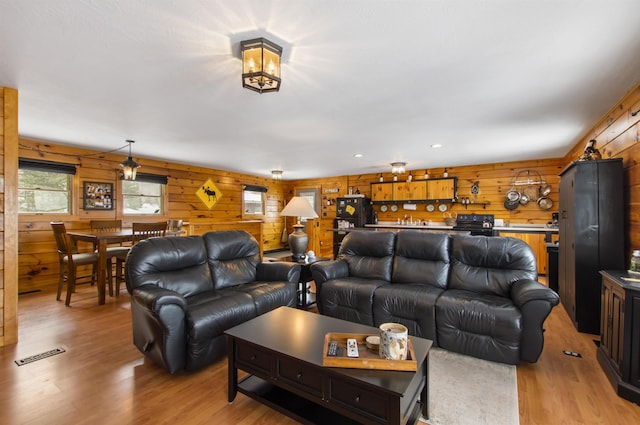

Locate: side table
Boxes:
[268,255,330,309]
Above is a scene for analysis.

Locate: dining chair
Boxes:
[132,222,168,244]
[166,219,184,235]
[51,222,100,306]
[90,220,130,296]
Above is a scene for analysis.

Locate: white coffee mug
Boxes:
[379,322,408,360]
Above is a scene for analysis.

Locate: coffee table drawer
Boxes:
[277,357,323,397]
[236,342,275,376]
[327,375,390,422]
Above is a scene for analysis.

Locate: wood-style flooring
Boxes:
[1,283,639,425]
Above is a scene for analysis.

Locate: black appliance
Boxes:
[453,213,495,236]
[333,196,374,258]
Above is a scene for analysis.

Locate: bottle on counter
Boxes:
[631,250,640,272]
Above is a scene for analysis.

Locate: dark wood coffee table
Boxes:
[226,307,432,425]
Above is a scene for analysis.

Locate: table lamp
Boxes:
[280,196,319,260]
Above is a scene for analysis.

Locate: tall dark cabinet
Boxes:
[558,158,624,334]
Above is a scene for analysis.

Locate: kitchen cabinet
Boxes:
[597,271,640,404]
[371,182,393,202]
[426,178,456,201]
[393,181,426,201]
[370,177,457,203]
[558,159,624,334]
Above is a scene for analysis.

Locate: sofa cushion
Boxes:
[203,230,260,289]
[392,231,450,289]
[185,290,256,370]
[126,235,213,297]
[373,283,444,343]
[449,235,537,297]
[320,277,389,326]
[436,289,522,364]
[230,281,297,315]
[338,231,396,281]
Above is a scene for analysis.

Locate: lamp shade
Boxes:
[280,197,318,260]
[279,197,318,220]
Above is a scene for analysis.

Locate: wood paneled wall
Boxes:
[561,83,640,264]
[13,81,640,295]
[17,138,292,293]
[1,87,19,346]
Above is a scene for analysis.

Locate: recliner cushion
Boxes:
[436,289,522,364]
[392,231,450,288]
[230,281,297,315]
[126,236,213,297]
[449,234,537,297]
[203,230,260,289]
[338,231,396,281]
[373,283,444,343]
[320,277,388,326]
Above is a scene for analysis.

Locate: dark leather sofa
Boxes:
[125,230,301,373]
[311,230,560,364]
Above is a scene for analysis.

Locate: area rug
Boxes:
[422,348,519,425]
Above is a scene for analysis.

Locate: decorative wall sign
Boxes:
[83,181,114,210]
[196,178,223,209]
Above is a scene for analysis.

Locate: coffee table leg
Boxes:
[228,338,238,403]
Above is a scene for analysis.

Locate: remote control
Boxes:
[346,338,359,358]
[327,340,338,357]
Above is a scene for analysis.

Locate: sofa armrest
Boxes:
[511,279,560,308]
[132,285,188,313]
[511,279,560,363]
[256,261,301,283]
[310,260,349,285]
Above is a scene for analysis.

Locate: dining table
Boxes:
[67,230,134,305]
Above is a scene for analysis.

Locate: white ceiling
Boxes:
[2,1,640,180]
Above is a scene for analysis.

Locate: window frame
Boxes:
[18,158,76,215]
[242,184,268,219]
[121,173,168,216]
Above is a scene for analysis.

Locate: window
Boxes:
[18,159,75,214]
[242,184,267,218]
[295,187,320,222]
[122,173,168,215]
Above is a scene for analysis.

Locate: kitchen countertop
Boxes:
[362,222,558,233]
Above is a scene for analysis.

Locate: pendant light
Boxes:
[120,140,140,180]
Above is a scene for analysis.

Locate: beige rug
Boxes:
[422,348,519,425]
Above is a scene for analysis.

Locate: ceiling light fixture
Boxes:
[391,162,407,175]
[271,170,283,181]
[431,144,442,148]
[241,37,282,94]
[120,140,140,180]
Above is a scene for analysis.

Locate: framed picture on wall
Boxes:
[83,181,114,210]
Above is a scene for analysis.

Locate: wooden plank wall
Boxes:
[15,81,640,292]
[17,138,292,293]
[562,82,640,264]
[2,87,19,346]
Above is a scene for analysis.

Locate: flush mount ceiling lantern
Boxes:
[120,139,140,180]
[241,37,282,94]
[271,170,283,181]
[391,162,407,175]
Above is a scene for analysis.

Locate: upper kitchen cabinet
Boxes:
[426,177,457,201]
[393,180,427,201]
[370,177,457,203]
[371,182,394,202]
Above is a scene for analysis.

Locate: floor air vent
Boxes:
[15,347,66,366]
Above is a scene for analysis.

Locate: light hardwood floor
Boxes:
[1,284,639,425]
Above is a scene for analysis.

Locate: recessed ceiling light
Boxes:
[353,153,364,158]
[431,144,442,148]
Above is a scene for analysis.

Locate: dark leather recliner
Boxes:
[126,230,301,373]
[311,230,560,364]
